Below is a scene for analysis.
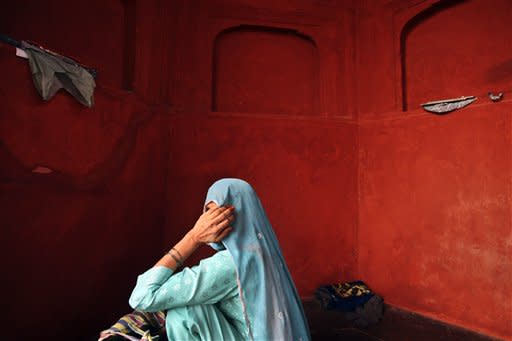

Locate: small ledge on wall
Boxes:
[400,0,512,111]
[212,25,320,115]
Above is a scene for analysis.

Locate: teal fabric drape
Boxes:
[205,179,311,341]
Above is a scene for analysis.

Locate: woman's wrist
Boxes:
[154,231,200,270]
[184,230,202,248]
[165,248,184,267]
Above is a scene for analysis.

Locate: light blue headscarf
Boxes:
[205,178,311,341]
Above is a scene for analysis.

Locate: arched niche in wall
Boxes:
[212,25,320,115]
[401,0,512,111]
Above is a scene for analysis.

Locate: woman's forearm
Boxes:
[154,232,200,271]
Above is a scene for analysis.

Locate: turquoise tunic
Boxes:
[129,250,248,340]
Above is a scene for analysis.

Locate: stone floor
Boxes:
[303,300,503,341]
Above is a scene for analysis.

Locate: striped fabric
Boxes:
[98,310,166,341]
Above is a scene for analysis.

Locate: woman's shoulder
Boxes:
[198,249,235,273]
[208,249,231,263]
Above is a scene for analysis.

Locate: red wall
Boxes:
[359,105,511,339]
[0,49,169,339]
[1,0,511,340]
[357,1,512,339]
[0,1,169,339]
[213,27,320,114]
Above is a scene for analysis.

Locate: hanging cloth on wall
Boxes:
[0,34,97,107]
[21,41,96,107]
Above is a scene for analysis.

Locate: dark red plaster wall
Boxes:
[0,1,170,339]
[359,104,512,340]
[356,1,512,339]
[213,27,320,115]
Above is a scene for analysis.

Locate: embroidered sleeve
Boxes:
[129,250,238,312]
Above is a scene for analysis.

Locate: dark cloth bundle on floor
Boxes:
[315,281,384,328]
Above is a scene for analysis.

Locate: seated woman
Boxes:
[100,178,310,341]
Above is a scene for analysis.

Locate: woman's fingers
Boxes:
[215,216,232,230]
[212,213,234,241]
[205,206,221,219]
[211,207,234,224]
[191,205,235,244]
[205,205,220,216]
[214,226,233,242]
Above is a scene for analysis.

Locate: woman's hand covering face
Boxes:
[189,203,235,245]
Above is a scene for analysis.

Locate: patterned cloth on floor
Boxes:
[98,310,165,341]
[315,280,384,328]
